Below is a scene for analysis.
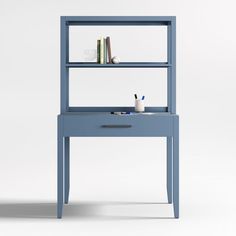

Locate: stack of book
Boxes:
[97,36,112,64]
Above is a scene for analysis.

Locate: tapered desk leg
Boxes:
[167,136,173,203]
[173,116,179,218]
[64,137,70,204]
[57,117,64,218]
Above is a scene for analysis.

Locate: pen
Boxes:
[121,112,131,114]
[142,96,145,100]
[111,112,131,115]
[134,94,138,99]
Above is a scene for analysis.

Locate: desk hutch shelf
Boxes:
[57,16,179,219]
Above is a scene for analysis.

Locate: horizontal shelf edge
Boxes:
[65,62,171,68]
[68,106,168,112]
[62,16,175,25]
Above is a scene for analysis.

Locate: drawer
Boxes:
[61,113,174,137]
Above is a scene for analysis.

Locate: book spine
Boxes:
[97,39,100,63]
[100,37,104,64]
[106,36,112,63]
[104,38,107,64]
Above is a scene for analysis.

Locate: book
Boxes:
[100,37,104,64]
[97,39,100,63]
[106,37,112,63]
[97,37,112,64]
[104,37,107,64]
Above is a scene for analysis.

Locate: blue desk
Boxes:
[57,16,179,219]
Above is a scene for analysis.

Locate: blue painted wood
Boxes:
[62,16,174,26]
[62,113,174,137]
[167,136,173,203]
[60,17,69,112]
[66,62,171,68]
[173,116,179,218]
[171,18,176,114]
[167,24,172,113]
[167,18,176,113]
[57,116,64,218]
[64,137,70,204]
[58,16,179,218]
[68,107,168,112]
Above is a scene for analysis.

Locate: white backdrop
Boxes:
[0,0,236,235]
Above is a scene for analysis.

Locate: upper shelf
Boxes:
[62,16,175,26]
[66,62,171,68]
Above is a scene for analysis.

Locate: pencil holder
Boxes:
[135,99,145,113]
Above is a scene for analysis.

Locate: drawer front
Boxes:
[62,114,173,137]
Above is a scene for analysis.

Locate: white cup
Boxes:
[135,99,145,113]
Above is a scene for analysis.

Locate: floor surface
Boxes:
[0,138,236,235]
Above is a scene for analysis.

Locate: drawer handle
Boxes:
[101,124,132,128]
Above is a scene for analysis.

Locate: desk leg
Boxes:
[173,116,179,218]
[64,137,70,204]
[167,136,173,203]
[57,117,64,218]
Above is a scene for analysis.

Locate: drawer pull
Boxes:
[101,124,132,128]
